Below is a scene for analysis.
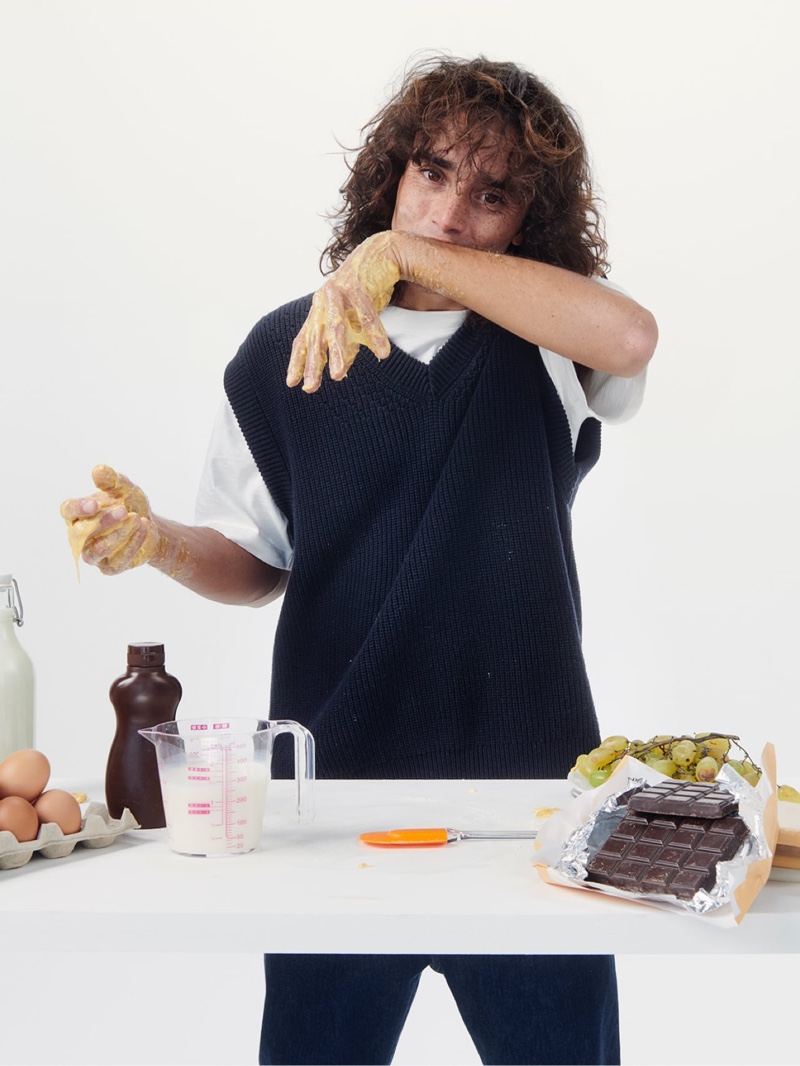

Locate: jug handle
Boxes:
[270,720,315,820]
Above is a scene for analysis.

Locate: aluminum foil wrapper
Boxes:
[536,752,775,920]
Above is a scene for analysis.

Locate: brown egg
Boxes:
[33,789,82,835]
[0,749,51,801]
[0,796,40,842]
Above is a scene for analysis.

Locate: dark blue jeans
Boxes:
[259,953,619,1065]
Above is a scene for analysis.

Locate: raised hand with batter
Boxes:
[286,232,401,393]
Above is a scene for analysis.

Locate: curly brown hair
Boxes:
[323,54,608,278]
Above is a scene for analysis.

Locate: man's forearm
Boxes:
[393,233,658,377]
[150,519,288,606]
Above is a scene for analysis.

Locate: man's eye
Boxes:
[420,167,441,181]
[481,191,504,206]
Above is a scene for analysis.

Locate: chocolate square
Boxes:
[627,780,737,819]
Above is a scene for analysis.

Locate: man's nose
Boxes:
[434,187,468,233]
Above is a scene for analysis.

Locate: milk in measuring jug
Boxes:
[159,762,268,855]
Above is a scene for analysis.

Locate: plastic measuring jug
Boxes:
[139,717,314,856]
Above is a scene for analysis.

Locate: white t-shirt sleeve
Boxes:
[194,399,294,570]
[539,275,647,449]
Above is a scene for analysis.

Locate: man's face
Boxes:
[390,128,527,310]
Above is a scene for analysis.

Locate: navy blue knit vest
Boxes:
[224,296,603,780]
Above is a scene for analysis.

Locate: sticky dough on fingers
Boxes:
[66,511,159,579]
[64,464,153,579]
[288,234,400,389]
[90,463,151,516]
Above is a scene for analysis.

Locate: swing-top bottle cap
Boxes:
[127,643,165,668]
[0,575,24,623]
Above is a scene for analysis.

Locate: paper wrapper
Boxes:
[535,744,777,927]
[774,798,800,871]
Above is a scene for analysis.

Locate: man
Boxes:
[63,55,656,1065]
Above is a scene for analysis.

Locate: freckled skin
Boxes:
[287,136,526,393]
[390,141,525,309]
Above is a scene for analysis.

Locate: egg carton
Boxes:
[0,802,140,870]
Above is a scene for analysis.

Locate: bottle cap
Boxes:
[127,643,165,668]
[0,576,24,624]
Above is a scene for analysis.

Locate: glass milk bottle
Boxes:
[0,574,35,762]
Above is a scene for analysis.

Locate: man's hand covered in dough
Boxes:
[60,464,164,577]
[286,232,401,393]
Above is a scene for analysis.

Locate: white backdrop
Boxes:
[2,2,797,1064]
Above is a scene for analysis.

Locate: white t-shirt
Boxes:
[195,278,646,570]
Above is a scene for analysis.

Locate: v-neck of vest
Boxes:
[358,315,489,400]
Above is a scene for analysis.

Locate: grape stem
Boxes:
[624,733,761,773]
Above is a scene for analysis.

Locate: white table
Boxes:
[1,779,798,955]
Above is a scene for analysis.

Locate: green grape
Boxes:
[588,769,611,788]
[727,759,746,777]
[650,758,677,778]
[599,735,629,756]
[671,740,697,768]
[700,735,731,761]
[573,753,592,778]
[584,749,603,771]
[586,746,617,771]
[695,756,719,782]
[739,761,761,788]
[644,735,676,759]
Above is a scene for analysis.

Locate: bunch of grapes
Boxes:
[572,733,762,789]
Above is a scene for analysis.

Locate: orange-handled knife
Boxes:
[359,827,538,846]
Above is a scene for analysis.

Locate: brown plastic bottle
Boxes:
[105,643,182,828]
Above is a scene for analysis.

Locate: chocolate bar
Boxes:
[627,780,738,819]
[586,782,748,900]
